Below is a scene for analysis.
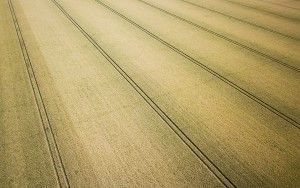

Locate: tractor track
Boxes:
[92,0,300,128]
[8,0,70,187]
[50,0,238,187]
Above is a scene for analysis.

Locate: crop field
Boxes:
[1,0,300,187]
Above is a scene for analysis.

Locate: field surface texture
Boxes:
[1,0,300,187]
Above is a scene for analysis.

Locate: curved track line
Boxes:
[180,0,299,40]
[93,0,300,128]
[8,0,70,187]
[50,0,236,187]
[137,0,300,72]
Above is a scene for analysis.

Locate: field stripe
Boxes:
[180,0,299,40]
[91,0,300,128]
[222,0,300,22]
[137,0,300,72]
[8,0,70,187]
[49,0,236,187]
[259,0,300,10]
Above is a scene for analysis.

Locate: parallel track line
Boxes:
[137,0,300,72]
[8,0,70,187]
[223,0,300,22]
[50,0,236,187]
[93,0,300,128]
[260,0,300,10]
[180,0,299,40]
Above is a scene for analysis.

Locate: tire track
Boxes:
[50,0,236,187]
[223,0,300,22]
[260,0,300,10]
[136,0,300,72]
[180,0,299,40]
[8,0,70,187]
[93,0,300,128]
